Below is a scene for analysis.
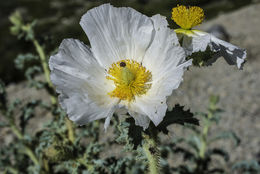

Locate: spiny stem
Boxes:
[143,126,160,174]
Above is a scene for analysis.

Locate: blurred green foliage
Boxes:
[160,96,259,174]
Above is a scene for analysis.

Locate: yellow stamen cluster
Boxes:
[172,5,204,30]
[107,59,152,101]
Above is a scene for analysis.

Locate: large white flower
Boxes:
[172,5,246,69]
[49,4,191,130]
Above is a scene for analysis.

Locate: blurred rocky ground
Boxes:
[0,2,260,173]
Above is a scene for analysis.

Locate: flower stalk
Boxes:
[31,36,76,144]
[29,30,76,145]
[143,126,160,174]
[199,118,210,158]
[65,117,75,143]
[32,39,57,105]
[9,11,76,160]
[22,23,76,144]
[5,167,19,174]
[199,96,216,158]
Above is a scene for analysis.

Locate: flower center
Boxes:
[171,5,204,30]
[106,59,152,101]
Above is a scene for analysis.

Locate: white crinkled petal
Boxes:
[114,107,128,117]
[49,39,118,125]
[176,30,211,56]
[130,97,167,126]
[59,93,116,125]
[185,32,211,56]
[104,107,117,131]
[180,30,246,69]
[80,3,154,68]
[128,111,150,130]
[180,35,193,55]
[209,35,246,69]
[130,15,192,126]
[142,15,185,78]
[166,90,183,111]
[131,60,191,126]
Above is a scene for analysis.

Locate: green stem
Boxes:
[143,127,160,174]
[10,122,23,139]
[199,124,208,158]
[5,167,19,174]
[93,121,100,142]
[10,121,40,166]
[199,111,213,158]
[32,38,75,144]
[24,146,40,166]
[77,153,95,171]
[32,39,57,105]
[65,117,75,143]
[43,158,50,172]
[77,158,93,170]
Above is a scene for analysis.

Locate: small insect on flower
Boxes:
[171,5,246,69]
[119,62,126,67]
[49,4,191,130]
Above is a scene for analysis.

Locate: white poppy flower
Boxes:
[49,4,191,130]
[172,5,246,69]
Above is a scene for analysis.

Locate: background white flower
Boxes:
[49,4,191,130]
[172,5,246,69]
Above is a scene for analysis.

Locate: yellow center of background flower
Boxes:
[171,5,204,30]
[107,59,152,101]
